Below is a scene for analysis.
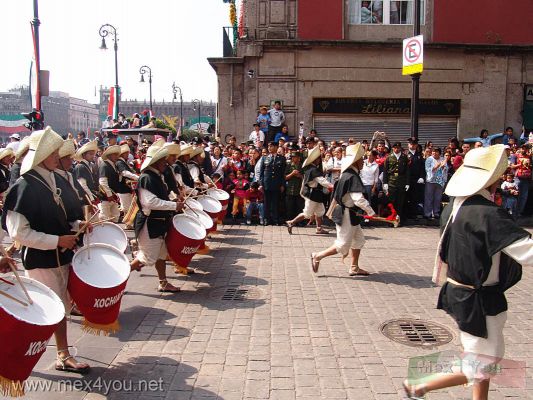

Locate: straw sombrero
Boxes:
[164,142,180,156]
[74,140,98,161]
[445,144,508,197]
[140,145,169,172]
[341,143,365,173]
[179,144,193,157]
[14,136,30,162]
[101,145,121,160]
[59,139,76,159]
[0,147,14,162]
[21,126,64,175]
[190,146,205,159]
[119,143,130,154]
[302,145,321,168]
[151,138,166,149]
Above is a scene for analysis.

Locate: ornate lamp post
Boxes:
[192,99,202,132]
[172,82,183,133]
[98,23,120,117]
[139,65,153,115]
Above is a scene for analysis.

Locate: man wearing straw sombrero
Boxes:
[0,147,14,196]
[73,140,100,204]
[174,143,195,192]
[402,144,532,400]
[3,127,91,374]
[188,145,215,190]
[9,136,30,187]
[115,143,139,229]
[98,144,122,223]
[310,143,376,276]
[129,143,184,292]
[286,145,333,235]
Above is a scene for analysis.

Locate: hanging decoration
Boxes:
[238,0,245,38]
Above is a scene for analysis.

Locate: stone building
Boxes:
[208,0,533,147]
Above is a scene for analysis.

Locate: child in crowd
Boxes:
[231,170,250,220]
[501,173,519,216]
[245,181,264,225]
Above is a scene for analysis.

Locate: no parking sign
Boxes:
[402,35,424,75]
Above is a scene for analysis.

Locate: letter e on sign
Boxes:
[402,35,424,75]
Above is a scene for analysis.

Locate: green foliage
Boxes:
[180,129,200,141]
[155,118,176,134]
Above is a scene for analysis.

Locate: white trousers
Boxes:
[26,265,70,316]
[334,208,366,256]
[302,199,325,219]
[99,200,120,222]
[136,225,168,267]
[117,193,133,213]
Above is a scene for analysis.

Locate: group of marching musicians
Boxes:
[0,126,217,375]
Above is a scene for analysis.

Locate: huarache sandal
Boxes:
[130,261,144,272]
[348,265,370,276]
[315,228,329,234]
[286,221,293,235]
[402,380,427,399]
[310,253,320,273]
[56,352,90,374]
[158,280,181,293]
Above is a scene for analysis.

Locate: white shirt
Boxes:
[138,167,176,217]
[99,159,117,197]
[326,157,344,182]
[360,160,379,186]
[249,130,265,146]
[211,156,228,177]
[340,166,376,216]
[6,141,20,153]
[77,160,95,202]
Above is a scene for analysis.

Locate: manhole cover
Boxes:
[208,286,264,301]
[380,319,453,348]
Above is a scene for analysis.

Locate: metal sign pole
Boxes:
[410,0,421,140]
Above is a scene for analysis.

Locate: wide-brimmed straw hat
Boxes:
[140,144,169,172]
[21,126,64,175]
[74,140,98,161]
[0,147,14,162]
[164,142,180,156]
[119,143,130,154]
[190,146,205,159]
[15,136,31,162]
[59,139,76,159]
[101,145,121,160]
[179,144,193,157]
[302,145,321,169]
[445,144,508,197]
[151,138,166,149]
[341,143,365,173]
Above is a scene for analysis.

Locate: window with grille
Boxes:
[348,0,425,25]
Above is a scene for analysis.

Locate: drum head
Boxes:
[184,208,214,230]
[83,222,128,253]
[172,214,206,240]
[207,188,230,201]
[72,244,130,288]
[185,198,203,211]
[197,195,222,213]
[0,276,65,326]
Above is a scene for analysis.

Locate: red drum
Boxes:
[0,276,64,396]
[183,208,213,255]
[207,188,230,223]
[196,195,222,234]
[69,244,130,335]
[83,222,128,253]
[166,214,206,268]
[185,198,203,212]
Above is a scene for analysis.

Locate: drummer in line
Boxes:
[188,146,215,190]
[73,140,100,204]
[3,127,91,374]
[115,143,139,229]
[129,143,184,292]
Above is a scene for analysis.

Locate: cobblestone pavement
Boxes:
[2,223,532,400]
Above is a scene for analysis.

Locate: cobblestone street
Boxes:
[5,223,532,400]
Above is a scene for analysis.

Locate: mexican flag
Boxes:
[0,115,30,134]
[107,87,119,120]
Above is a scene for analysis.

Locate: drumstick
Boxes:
[60,210,101,253]
[0,277,14,286]
[184,203,200,217]
[0,289,28,307]
[0,246,33,305]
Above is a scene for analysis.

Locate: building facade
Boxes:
[209,0,533,146]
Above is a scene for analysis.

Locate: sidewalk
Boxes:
[2,224,532,399]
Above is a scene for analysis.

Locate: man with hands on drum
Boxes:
[73,140,100,205]
[174,143,196,194]
[98,145,122,223]
[116,143,139,229]
[3,127,93,374]
[188,146,216,190]
[129,144,184,292]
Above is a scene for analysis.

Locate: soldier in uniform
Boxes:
[383,142,410,225]
[259,141,287,225]
[98,145,122,222]
[406,137,425,219]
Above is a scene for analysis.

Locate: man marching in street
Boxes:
[55,139,86,222]
[115,143,139,229]
[188,146,214,190]
[3,127,91,374]
[174,143,195,192]
[9,136,30,187]
[286,145,333,235]
[98,144,122,223]
[129,144,184,292]
[0,147,14,198]
[73,140,100,204]
[310,143,376,276]
[402,144,532,400]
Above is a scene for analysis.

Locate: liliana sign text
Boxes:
[313,98,461,117]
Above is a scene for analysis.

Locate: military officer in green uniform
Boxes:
[383,142,410,224]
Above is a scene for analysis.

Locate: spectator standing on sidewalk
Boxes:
[424,147,448,219]
[360,150,379,209]
[406,137,425,219]
[256,106,271,141]
[383,142,410,224]
[326,147,344,184]
[259,141,286,225]
[501,173,519,216]
[514,145,531,216]
[285,148,304,220]
[249,123,265,148]
[267,101,285,144]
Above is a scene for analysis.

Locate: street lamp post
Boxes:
[172,82,183,134]
[139,65,153,115]
[192,99,202,132]
[98,23,120,118]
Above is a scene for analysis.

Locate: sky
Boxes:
[3,0,231,104]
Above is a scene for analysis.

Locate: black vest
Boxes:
[0,163,10,194]
[9,163,21,187]
[331,168,365,226]
[188,162,205,183]
[3,171,74,269]
[174,160,194,188]
[99,160,121,194]
[163,165,179,195]
[55,172,84,222]
[302,164,326,202]
[74,161,99,194]
[134,169,174,239]
[115,159,134,194]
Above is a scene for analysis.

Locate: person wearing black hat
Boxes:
[259,141,286,225]
[383,142,410,225]
[406,137,425,219]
